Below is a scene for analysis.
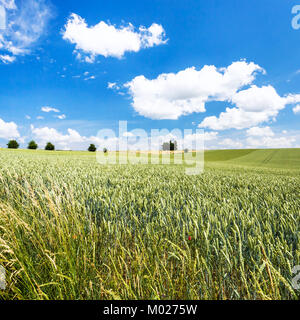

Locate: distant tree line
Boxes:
[7,140,55,150]
[6,140,106,153]
[6,139,181,153]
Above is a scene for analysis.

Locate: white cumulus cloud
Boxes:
[218,138,243,149]
[31,125,110,150]
[30,125,212,151]
[31,126,85,149]
[125,60,263,120]
[199,85,300,130]
[0,117,20,139]
[122,60,300,129]
[62,13,167,62]
[246,126,274,137]
[246,136,296,148]
[293,105,300,114]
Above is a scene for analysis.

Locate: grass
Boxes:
[204,149,258,162]
[0,148,299,300]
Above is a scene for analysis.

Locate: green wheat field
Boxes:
[0,148,299,300]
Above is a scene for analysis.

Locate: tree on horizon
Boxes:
[45,142,55,151]
[88,144,97,152]
[162,140,178,151]
[28,140,38,150]
[7,140,19,149]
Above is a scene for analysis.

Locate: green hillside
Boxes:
[205,148,300,169]
[204,149,257,162]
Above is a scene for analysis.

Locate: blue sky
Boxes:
[0,0,300,150]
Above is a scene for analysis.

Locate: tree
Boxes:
[103,148,108,154]
[28,140,38,150]
[45,142,55,151]
[7,140,19,149]
[162,140,178,151]
[88,144,97,152]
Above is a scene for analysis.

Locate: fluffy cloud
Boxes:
[243,126,298,148]
[293,105,300,114]
[200,107,268,131]
[199,85,300,130]
[181,131,218,150]
[31,125,112,150]
[232,85,285,112]
[218,138,243,149]
[204,131,219,141]
[0,117,19,139]
[125,61,263,120]
[0,0,53,63]
[41,106,60,113]
[30,125,210,151]
[204,127,299,149]
[123,60,300,128]
[31,126,86,150]
[246,136,296,148]
[29,124,300,151]
[62,13,167,62]
[244,126,296,148]
[246,126,274,137]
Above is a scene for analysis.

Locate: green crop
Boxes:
[0,148,299,300]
